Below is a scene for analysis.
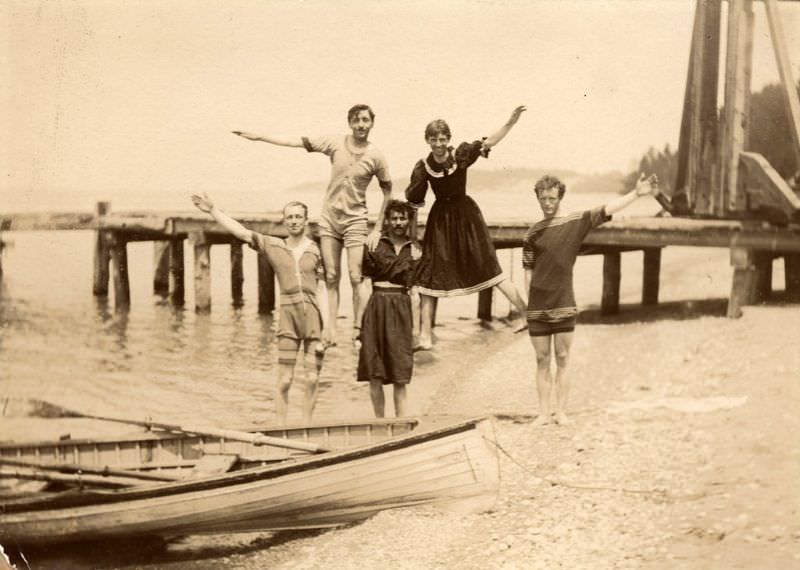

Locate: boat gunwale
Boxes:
[0,417,420,450]
[1,416,493,514]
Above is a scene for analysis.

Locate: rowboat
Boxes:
[0,415,500,545]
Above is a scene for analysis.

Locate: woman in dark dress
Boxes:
[405,106,528,349]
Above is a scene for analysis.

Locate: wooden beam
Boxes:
[676,0,722,215]
[0,211,96,232]
[257,253,275,314]
[477,288,493,321]
[169,239,185,306]
[601,250,622,315]
[740,152,800,216]
[108,232,130,310]
[764,0,800,166]
[191,232,212,313]
[231,241,244,307]
[727,247,755,318]
[720,0,754,214]
[642,248,662,306]
[153,241,170,295]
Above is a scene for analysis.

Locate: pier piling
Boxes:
[257,253,275,314]
[727,247,756,317]
[92,202,111,296]
[786,254,800,301]
[169,239,185,306]
[191,232,212,313]
[153,241,170,295]
[231,242,244,307]
[601,249,622,315]
[108,232,130,310]
[642,248,662,305]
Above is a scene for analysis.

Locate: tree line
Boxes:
[624,80,800,196]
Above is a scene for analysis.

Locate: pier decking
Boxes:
[1,204,799,319]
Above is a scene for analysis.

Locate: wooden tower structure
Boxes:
[672,0,800,222]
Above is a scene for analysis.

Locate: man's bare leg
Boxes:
[553,331,574,426]
[301,340,324,423]
[417,294,435,350]
[369,380,385,418]
[393,384,408,417]
[275,360,295,425]
[530,334,554,426]
[346,244,364,346]
[320,236,343,346]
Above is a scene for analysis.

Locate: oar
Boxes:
[37,402,330,453]
[0,467,158,489]
[0,457,181,482]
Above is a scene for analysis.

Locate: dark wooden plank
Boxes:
[753,251,773,302]
[108,233,130,310]
[642,248,662,305]
[169,239,185,306]
[785,254,800,300]
[231,241,244,307]
[601,250,622,315]
[153,241,170,295]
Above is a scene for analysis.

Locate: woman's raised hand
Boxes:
[508,105,527,125]
[634,173,659,197]
[191,193,215,213]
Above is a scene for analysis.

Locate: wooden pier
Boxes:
[1,205,798,320]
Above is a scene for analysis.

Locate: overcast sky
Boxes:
[2,0,799,211]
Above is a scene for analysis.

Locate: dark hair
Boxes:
[534,175,566,198]
[424,119,451,140]
[384,199,411,219]
[347,104,375,123]
[282,201,309,218]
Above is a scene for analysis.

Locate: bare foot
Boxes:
[554,412,573,426]
[531,413,551,427]
[414,336,433,351]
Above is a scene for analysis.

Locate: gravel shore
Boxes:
[201,303,799,570]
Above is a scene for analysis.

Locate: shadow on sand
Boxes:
[578,293,798,325]
[4,528,332,569]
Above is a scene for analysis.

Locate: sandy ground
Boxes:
[4,248,800,569]
[208,303,797,570]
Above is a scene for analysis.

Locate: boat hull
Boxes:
[0,416,499,545]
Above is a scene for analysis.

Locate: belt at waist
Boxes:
[373,285,408,294]
[280,291,317,305]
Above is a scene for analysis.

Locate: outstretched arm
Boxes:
[483,105,527,149]
[191,193,254,243]
[232,131,304,148]
[605,173,660,215]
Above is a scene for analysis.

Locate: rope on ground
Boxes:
[484,436,709,504]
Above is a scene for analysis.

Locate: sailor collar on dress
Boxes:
[378,234,412,251]
[423,148,458,178]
